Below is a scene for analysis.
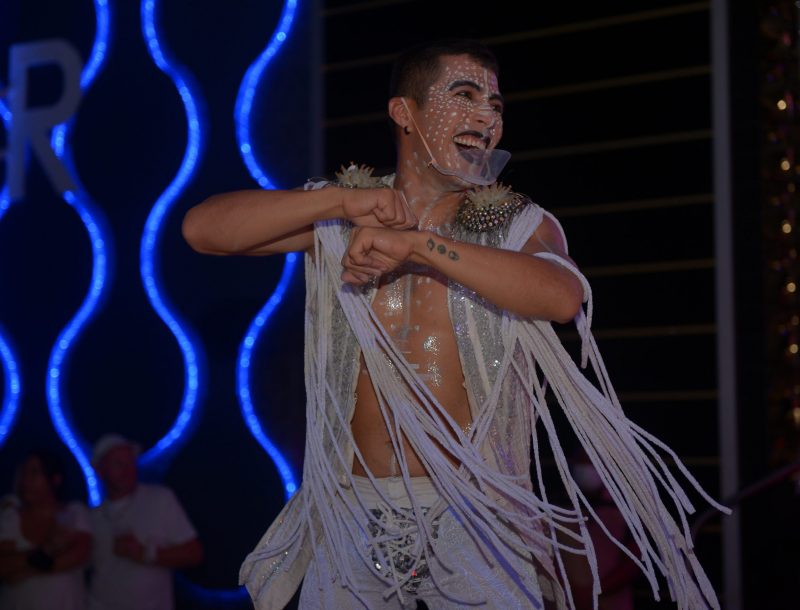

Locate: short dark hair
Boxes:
[389,39,499,107]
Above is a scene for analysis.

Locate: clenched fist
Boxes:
[341,227,420,284]
[340,188,418,230]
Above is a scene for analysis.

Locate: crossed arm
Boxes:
[182,186,416,256]
[0,531,91,584]
[183,187,583,323]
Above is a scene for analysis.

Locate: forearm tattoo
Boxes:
[427,237,460,261]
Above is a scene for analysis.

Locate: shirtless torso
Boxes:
[350,264,471,478]
[350,195,471,478]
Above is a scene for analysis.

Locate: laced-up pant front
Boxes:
[298,475,546,610]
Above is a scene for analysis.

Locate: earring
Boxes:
[403,126,411,135]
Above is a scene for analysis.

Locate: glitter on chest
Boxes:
[376,275,406,316]
[370,273,451,389]
[423,335,440,355]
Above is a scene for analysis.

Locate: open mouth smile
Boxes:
[452,131,489,151]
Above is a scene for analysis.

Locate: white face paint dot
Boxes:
[409,55,503,175]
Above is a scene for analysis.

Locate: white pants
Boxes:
[298,476,547,609]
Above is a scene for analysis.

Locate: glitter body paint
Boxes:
[351,262,473,478]
[350,55,501,478]
[405,55,505,183]
[373,267,447,389]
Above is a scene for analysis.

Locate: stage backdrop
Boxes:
[0,0,320,606]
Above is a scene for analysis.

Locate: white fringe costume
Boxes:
[239,174,729,610]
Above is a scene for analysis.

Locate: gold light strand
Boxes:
[762,0,800,463]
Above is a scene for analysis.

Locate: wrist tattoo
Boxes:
[426,237,459,261]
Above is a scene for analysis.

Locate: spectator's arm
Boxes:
[0,541,35,583]
[50,531,92,572]
[153,537,203,569]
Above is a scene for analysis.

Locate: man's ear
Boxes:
[388,96,412,131]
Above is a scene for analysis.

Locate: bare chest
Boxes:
[371,267,460,388]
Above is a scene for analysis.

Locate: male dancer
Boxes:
[183,40,724,610]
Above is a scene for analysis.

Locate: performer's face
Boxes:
[414,54,504,176]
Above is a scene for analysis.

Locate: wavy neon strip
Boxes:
[52,0,110,158]
[234,0,298,191]
[46,192,110,506]
[0,88,21,447]
[0,328,21,447]
[138,0,205,468]
[0,88,10,215]
[237,252,299,498]
[43,0,112,507]
[0,114,8,215]
[234,0,300,501]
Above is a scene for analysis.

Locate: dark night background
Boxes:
[1,0,797,608]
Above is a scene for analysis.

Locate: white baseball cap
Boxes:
[91,434,141,467]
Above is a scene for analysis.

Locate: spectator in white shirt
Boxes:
[87,434,203,610]
[0,449,92,610]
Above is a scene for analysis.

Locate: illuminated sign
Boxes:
[4,39,82,201]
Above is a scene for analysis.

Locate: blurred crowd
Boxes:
[0,435,202,610]
[0,437,639,610]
